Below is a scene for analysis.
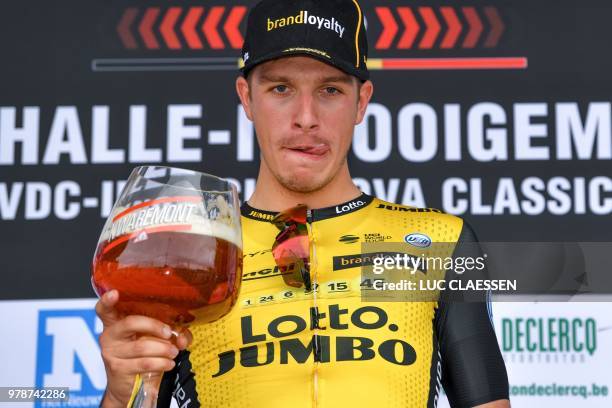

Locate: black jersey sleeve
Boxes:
[157,350,200,408]
[435,221,509,407]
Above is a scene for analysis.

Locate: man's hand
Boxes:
[96,290,193,407]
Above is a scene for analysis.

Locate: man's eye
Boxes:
[273,85,288,93]
[324,87,340,95]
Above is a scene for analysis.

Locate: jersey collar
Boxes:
[241,192,374,222]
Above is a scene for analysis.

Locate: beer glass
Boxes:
[91,166,243,407]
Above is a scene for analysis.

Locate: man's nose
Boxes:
[293,93,319,131]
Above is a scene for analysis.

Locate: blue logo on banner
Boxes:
[35,308,105,407]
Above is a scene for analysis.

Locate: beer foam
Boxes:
[184,218,243,249]
[99,201,243,249]
[99,218,242,249]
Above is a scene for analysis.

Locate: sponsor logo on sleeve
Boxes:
[404,233,432,248]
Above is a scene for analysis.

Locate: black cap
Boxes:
[241,0,369,81]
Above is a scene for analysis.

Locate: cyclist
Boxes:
[96,0,510,406]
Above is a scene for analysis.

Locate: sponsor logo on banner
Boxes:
[36,308,105,407]
[501,317,598,363]
[404,233,432,248]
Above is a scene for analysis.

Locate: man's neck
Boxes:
[247,163,361,211]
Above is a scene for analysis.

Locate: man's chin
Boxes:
[278,173,330,194]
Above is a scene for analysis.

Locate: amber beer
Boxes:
[92,195,243,327]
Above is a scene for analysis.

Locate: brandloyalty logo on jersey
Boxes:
[267,10,346,38]
[333,252,427,273]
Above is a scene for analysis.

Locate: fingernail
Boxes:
[180,337,189,349]
[162,326,172,338]
[170,346,179,357]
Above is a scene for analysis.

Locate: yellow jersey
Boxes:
[158,194,508,408]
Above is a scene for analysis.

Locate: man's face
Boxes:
[236,56,373,193]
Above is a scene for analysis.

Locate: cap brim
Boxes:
[241,49,369,81]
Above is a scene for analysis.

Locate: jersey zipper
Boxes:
[306,208,319,408]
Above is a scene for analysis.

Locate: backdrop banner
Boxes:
[1,1,611,406]
[0,300,610,407]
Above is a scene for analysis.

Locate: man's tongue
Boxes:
[292,144,327,155]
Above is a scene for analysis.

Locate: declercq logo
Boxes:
[267,10,346,38]
[404,233,432,248]
[335,200,365,214]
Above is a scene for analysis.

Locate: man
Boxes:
[96,0,510,406]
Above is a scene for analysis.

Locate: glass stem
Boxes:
[130,372,163,408]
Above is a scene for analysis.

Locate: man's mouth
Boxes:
[284,144,329,158]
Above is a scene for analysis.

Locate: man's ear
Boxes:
[355,80,374,125]
[236,76,253,120]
